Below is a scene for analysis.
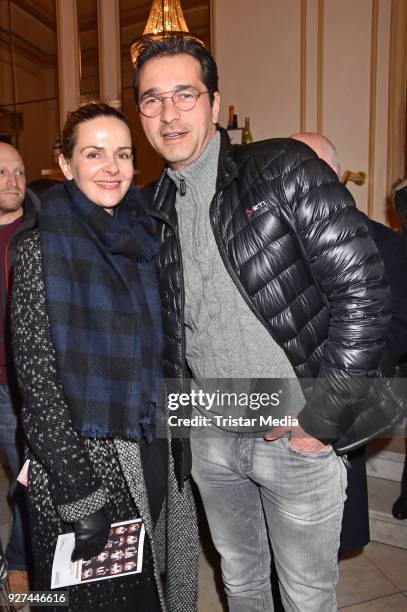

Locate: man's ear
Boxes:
[58,153,73,180]
[212,91,220,124]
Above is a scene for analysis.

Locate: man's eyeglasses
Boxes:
[138,88,210,118]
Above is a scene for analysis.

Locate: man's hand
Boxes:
[264,422,331,453]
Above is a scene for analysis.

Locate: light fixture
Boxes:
[130,0,203,67]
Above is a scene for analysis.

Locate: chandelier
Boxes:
[130,0,203,66]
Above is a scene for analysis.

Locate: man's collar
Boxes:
[167,131,220,190]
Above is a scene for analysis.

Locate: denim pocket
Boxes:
[280,433,334,458]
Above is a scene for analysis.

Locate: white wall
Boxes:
[215,0,301,141]
[213,0,392,223]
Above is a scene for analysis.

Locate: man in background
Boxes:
[0,142,37,596]
[291,132,407,545]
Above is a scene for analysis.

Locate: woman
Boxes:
[11,103,198,611]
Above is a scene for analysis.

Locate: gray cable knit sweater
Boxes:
[168,132,304,428]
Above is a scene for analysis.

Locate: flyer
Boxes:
[51,518,145,589]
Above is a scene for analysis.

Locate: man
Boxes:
[0,142,37,596]
[290,132,338,171]
[133,37,390,611]
[291,132,407,548]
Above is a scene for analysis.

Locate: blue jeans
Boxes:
[0,384,30,570]
[191,430,347,612]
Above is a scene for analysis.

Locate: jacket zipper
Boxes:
[148,209,190,484]
[147,210,187,383]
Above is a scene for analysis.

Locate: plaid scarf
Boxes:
[39,180,163,442]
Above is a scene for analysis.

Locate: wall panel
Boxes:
[215,0,301,141]
[323,0,372,213]
[213,0,393,222]
[374,0,391,223]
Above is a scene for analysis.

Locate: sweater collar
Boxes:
[167,131,220,193]
[148,127,238,219]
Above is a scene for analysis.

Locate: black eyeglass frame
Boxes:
[138,88,210,117]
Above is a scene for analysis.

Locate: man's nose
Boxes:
[6,172,19,188]
[160,96,181,123]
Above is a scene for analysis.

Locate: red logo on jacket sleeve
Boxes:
[246,201,265,218]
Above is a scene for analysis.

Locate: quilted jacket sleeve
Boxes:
[11,232,107,521]
[281,145,391,440]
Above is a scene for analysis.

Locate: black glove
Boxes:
[71,508,111,562]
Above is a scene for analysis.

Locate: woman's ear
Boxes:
[58,153,73,180]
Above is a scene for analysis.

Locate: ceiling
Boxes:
[1,0,210,66]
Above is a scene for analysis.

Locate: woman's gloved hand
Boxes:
[71,508,111,562]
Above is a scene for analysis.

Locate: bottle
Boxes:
[227,105,235,129]
[242,117,253,144]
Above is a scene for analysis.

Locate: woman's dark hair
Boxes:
[133,36,219,106]
[61,103,130,159]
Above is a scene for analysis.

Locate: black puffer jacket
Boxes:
[148,128,391,484]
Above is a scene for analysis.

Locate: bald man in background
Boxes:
[291,132,407,550]
[0,142,38,597]
[291,133,341,176]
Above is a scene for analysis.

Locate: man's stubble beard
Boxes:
[0,195,24,218]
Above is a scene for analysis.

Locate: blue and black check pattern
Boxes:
[39,180,163,441]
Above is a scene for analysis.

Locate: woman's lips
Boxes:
[94,181,121,190]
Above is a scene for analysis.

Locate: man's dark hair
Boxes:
[61,102,129,159]
[133,36,219,106]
